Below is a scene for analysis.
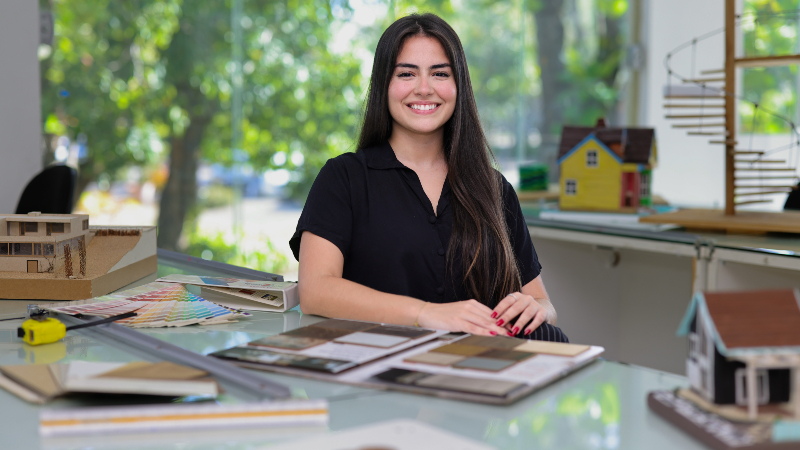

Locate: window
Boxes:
[13,243,32,256]
[735,368,770,405]
[48,223,64,234]
[565,179,577,196]
[25,222,38,233]
[33,244,42,256]
[43,244,55,256]
[640,173,650,197]
[586,150,598,167]
[0,243,7,255]
[82,219,89,231]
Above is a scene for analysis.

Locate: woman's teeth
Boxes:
[410,104,438,111]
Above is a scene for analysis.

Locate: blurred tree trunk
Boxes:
[533,0,566,175]
[156,112,211,250]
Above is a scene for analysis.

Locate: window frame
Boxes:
[586,150,598,168]
[565,179,577,196]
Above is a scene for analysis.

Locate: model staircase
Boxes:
[662,69,798,207]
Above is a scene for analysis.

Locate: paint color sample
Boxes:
[514,341,591,357]
[334,332,409,348]
[249,335,327,350]
[365,325,434,339]
[458,335,522,349]
[430,344,488,357]
[283,326,353,340]
[415,374,524,397]
[403,352,466,366]
[478,349,535,362]
[452,357,516,372]
[312,319,377,332]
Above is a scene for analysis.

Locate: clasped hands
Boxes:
[415,292,553,337]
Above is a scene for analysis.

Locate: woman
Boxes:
[289,13,567,342]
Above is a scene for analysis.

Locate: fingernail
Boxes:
[524,329,532,336]
[496,319,504,326]
[490,331,497,336]
[491,312,497,319]
[512,327,520,335]
[507,331,514,336]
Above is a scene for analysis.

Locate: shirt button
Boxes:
[436,287,444,295]
[428,215,436,224]
[437,248,445,256]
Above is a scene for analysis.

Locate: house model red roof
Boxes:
[703,290,800,349]
[558,121,656,165]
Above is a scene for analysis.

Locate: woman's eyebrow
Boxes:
[395,63,452,70]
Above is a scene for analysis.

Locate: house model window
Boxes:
[565,179,577,196]
[586,150,598,167]
[640,173,650,197]
[47,223,65,235]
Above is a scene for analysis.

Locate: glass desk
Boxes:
[0,256,704,449]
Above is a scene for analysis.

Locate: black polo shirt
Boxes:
[289,141,542,306]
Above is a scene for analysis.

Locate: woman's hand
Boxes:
[416,300,508,336]
[491,292,553,337]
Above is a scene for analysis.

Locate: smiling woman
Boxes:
[290,13,567,343]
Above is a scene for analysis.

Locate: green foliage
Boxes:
[183,228,289,275]
[740,0,800,133]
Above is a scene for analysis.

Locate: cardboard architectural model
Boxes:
[557,119,657,212]
[0,212,156,300]
[677,289,800,420]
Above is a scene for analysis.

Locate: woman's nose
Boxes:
[415,76,433,96]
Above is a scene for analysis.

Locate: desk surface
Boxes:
[0,257,704,449]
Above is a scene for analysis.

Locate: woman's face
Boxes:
[387,35,457,140]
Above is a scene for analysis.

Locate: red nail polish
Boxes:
[491,312,497,319]
[507,331,514,336]
[512,327,520,335]
[524,329,532,336]
[490,331,497,336]
[496,319,504,326]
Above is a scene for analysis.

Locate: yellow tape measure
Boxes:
[17,311,136,346]
[17,318,66,346]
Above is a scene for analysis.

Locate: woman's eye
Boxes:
[397,72,413,78]
[433,72,450,77]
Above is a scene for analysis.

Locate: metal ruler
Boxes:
[57,314,291,400]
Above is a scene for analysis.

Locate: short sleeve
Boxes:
[501,177,542,285]
[289,158,353,261]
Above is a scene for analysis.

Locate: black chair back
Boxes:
[785,182,800,211]
[15,165,78,214]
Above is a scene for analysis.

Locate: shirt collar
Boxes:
[363,141,407,170]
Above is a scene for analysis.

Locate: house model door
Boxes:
[27,260,37,273]
[620,172,639,208]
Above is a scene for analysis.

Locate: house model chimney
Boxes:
[595,118,607,128]
[27,211,42,217]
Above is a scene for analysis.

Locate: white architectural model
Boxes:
[0,212,90,275]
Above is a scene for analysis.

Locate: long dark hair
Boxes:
[357,13,521,306]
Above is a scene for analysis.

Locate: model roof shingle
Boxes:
[704,290,800,349]
[558,125,655,164]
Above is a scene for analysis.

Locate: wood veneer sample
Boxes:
[458,335,521,349]
[478,349,535,362]
[403,352,466,366]
[514,341,590,357]
[429,343,488,357]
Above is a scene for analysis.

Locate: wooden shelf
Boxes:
[735,54,800,68]
[640,209,800,234]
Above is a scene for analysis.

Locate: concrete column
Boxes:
[0,1,42,213]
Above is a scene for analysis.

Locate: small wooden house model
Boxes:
[557,119,657,212]
[677,289,800,419]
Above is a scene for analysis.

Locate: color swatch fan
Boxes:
[46,282,250,328]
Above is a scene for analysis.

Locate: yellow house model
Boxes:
[557,120,657,212]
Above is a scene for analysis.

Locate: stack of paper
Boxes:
[45,282,251,328]
[0,361,219,404]
[156,274,300,312]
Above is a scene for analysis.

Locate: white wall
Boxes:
[0,1,42,213]
[641,0,727,208]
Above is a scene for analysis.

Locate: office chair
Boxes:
[15,165,78,214]
[785,182,800,211]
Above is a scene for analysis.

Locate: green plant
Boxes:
[182,228,289,275]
